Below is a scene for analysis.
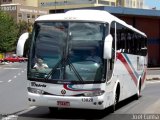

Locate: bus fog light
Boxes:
[28,87,44,95]
[28,98,31,101]
[98,101,103,105]
[84,90,105,97]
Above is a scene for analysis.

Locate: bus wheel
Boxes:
[111,85,120,113]
[49,107,58,114]
[111,92,117,113]
[111,91,119,113]
[135,80,141,100]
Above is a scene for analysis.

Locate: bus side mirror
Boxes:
[16,32,29,56]
[103,34,113,59]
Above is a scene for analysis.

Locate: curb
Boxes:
[147,68,160,70]
[146,75,160,81]
[146,78,160,81]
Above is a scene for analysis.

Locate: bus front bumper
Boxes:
[28,92,107,110]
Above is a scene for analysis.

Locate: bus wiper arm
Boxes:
[45,57,84,82]
[45,58,63,80]
[66,57,84,82]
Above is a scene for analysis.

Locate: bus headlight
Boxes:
[83,90,105,97]
[28,87,44,95]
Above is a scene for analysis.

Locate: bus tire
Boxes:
[111,84,120,113]
[135,80,141,100]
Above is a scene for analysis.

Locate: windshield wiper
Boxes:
[45,58,63,80]
[66,57,84,82]
[45,56,83,82]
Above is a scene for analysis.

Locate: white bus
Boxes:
[17,9,147,112]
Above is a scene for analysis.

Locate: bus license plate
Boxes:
[57,101,70,106]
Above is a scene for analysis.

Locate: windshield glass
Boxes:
[28,21,108,83]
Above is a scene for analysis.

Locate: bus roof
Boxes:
[36,9,146,37]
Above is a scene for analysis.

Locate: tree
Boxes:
[17,20,33,57]
[0,11,18,53]
[17,20,28,38]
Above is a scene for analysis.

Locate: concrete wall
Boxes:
[25,0,38,7]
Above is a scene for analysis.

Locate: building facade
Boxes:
[1,4,48,23]
[0,0,144,13]
[0,0,26,5]
[0,0,38,6]
[117,0,144,8]
[38,0,144,12]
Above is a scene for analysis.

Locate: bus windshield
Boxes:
[28,21,108,83]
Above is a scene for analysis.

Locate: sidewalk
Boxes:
[147,67,160,70]
[147,67,160,80]
[0,62,9,65]
[146,75,160,80]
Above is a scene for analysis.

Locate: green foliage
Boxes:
[0,11,18,52]
[17,21,33,57]
[0,11,33,54]
[17,20,28,37]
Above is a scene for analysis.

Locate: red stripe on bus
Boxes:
[63,84,78,91]
[63,84,100,92]
[141,69,147,85]
[117,53,138,86]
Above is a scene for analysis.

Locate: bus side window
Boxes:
[116,23,126,53]
[140,37,147,56]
